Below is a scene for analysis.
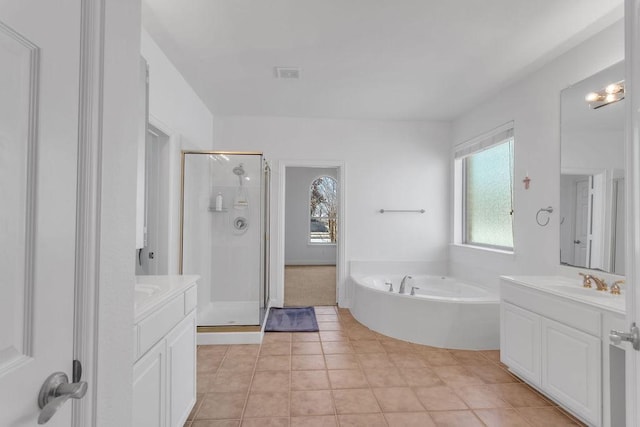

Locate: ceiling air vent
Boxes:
[274,67,301,79]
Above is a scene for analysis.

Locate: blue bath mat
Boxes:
[265,307,319,332]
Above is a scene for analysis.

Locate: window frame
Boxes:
[454,124,515,253]
[308,175,338,245]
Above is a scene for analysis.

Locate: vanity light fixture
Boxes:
[585,80,624,109]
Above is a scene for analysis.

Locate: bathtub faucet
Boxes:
[399,275,412,294]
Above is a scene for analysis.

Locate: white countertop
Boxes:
[135,275,199,322]
[501,275,625,315]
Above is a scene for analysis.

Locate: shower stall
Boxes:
[180,151,270,328]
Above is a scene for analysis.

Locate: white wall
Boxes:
[213,116,451,304]
[285,167,338,265]
[96,0,141,425]
[140,29,214,274]
[450,20,624,288]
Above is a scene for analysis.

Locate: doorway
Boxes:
[136,125,170,275]
[283,166,339,306]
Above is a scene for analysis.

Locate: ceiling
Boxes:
[142,0,623,121]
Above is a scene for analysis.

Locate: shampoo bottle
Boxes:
[215,192,223,211]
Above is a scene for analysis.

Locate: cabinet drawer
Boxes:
[139,294,185,356]
[501,282,601,336]
[184,285,197,314]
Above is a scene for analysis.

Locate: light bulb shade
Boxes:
[585,92,601,102]
[606,83,623,94]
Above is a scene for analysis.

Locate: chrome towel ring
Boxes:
[536,206,553,226]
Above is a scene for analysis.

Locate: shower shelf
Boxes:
[208,207,228,213]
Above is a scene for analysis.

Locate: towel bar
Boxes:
[379,209,425,214]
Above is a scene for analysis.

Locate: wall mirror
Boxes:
[560,60,625,275]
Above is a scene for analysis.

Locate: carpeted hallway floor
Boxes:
[285,265,336,307]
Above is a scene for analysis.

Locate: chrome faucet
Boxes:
[399,275,412,294]
[384,280,394,292]
[410,286,420,296]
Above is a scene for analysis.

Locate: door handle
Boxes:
[573,240,581,244]
[610,323,640,351]
[37,372,88,424]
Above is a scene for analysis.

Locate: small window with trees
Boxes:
[309,176,337,244]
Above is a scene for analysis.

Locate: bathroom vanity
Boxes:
[133,275,199,427]
[500,275,625,427]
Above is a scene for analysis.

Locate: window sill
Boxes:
[450,243,515,256]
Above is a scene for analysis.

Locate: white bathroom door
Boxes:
[0,0,83,425]
[573,179,589,267]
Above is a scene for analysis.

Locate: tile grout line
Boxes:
[193,306,587,426]
[236,344,260,425]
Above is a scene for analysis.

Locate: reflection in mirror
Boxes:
[560,61,625,275]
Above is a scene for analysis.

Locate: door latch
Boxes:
[610,323,640,350]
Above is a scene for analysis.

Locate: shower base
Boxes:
[197,301,260,327]
[196,301,268,345]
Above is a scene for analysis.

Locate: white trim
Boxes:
[625,1,639,425]
[453,121,514,158]
[73,0,104,425]
[148,114,182,274]
[148,114,181,273]
[450,243,515,256]
[276,160,347,307]
[0,19,39,375]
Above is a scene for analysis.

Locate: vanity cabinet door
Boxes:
[541,318,601,426]
[166,310,197,427]
[501,302,541,385]
[133,339,167,427]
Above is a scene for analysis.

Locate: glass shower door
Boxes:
[181,152,267,327]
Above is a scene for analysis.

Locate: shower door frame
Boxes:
[179,150,268,331]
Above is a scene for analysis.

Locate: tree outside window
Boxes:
[310,176,337,243]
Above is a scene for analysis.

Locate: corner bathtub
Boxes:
[351,274,499,350]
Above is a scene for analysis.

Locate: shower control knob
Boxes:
[148,252,155,259]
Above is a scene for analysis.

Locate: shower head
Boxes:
[232,163,245,176]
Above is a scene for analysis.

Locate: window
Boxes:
[455,125,514,250]
[309,176,337,244]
